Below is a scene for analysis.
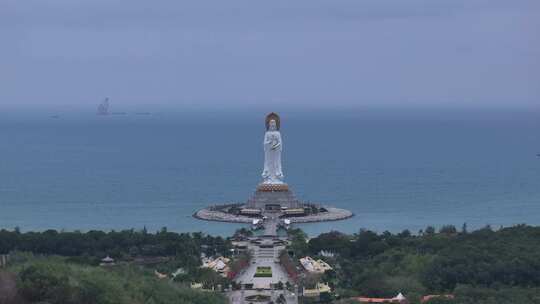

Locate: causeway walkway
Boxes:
[262,213,280,236]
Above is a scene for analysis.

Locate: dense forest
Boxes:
[0,254,227,304]
[289,225,540,303]
[0,229,231,304]
[1,226,540,303]
[0,228,230,265]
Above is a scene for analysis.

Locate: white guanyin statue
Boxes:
[262,113,284,184]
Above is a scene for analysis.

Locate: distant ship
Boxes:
[97,98,110,115]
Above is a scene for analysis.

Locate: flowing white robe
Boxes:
[262,130,283,184]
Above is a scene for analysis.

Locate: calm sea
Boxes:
[1,108,539,236]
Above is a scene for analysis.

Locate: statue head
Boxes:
[265,112,280,130]
[269,119,277,131]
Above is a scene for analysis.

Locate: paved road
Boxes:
[228,289,298,304]
[229,213,298,303]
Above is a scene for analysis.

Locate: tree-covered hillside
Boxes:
[1,255,227,304]
[292,225,540,303]
[0,228,230,263]
[0,228,231,304]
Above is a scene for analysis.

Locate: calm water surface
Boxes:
[1,109,539,236]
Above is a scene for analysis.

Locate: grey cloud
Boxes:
[1,0,538,109]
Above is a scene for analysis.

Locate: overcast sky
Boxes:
[1,0,539,110]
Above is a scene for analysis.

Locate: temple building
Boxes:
[244,184,303,212]
[299,256,333,274]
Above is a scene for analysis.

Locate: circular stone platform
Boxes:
[194,205,353,223]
